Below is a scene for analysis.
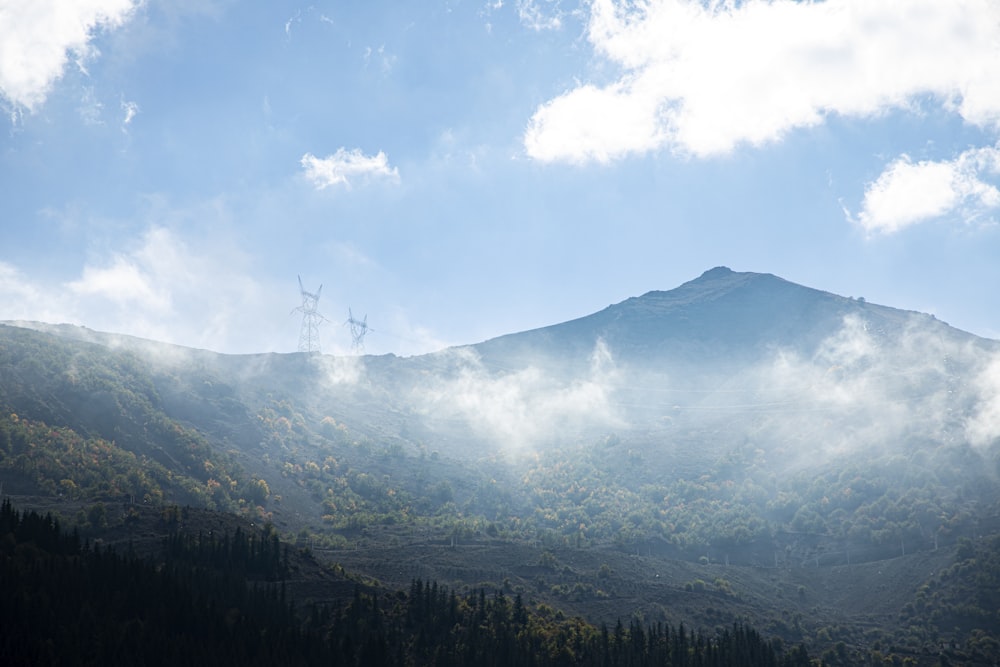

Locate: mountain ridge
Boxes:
[470,266,985,372]
[4,266,990,360]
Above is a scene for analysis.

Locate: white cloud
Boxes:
[855,147,1000,234]
[120,97,139,130]
[0,0,138,112]
[64,226,227,333]
[748,313,976,465]
[301,148,400,190]
[284,10,301,37]
[415,340,621,451]
[0,222,283,354]
[517,0,564,31]
[966,353,1000,448]
[525,0,1000,162]
[0,262,44,319]
[68,255,170,312]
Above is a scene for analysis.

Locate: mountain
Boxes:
[4,265,997,494]
[474,266,952,362]
[2,267,1000,665]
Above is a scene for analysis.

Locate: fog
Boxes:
[386,310,1000,472]
[10,300,1000,476]
[313,354,364,387]
[411,339,623,453]
[739,314,961,467]
[965,352,1000,447]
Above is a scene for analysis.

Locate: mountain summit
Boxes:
[472,266,955,369]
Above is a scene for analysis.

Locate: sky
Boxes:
[2,0,1000,357]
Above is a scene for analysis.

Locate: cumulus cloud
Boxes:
[0,0,138,112]
[525,0,1000,162]
[855,147,1000,234]
[301,149,400,190]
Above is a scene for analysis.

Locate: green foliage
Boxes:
[901,534,1000,654]
[3,323,999,661]
[0,413,170,503]
[0,500,318,666]
[0,328,267,511]
[382,578,811,667]
[0,498,811,667]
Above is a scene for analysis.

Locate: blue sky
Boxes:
[2,0,1000,356]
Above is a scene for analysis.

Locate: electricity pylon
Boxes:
[293,276,327,353]
[345,308,372,353]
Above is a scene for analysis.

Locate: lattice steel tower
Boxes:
[345,307,372,353]
[293,276,327,353]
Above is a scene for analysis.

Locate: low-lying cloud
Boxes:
[414,339,621,452]
[404,311,1000,465]
[748,313,999,466]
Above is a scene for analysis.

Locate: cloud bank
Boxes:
[0,0,138,112]
[301,149,400,190]
[748,313,1000,464]
[525,0,1000,162]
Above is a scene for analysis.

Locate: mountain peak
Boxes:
[475,267,900,366]
[697,265,733,279]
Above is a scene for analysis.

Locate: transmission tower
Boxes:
[345,307,372,353]
[292,276,327,353]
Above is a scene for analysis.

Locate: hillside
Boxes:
[0,499,814,666]
[2,267,1000,664]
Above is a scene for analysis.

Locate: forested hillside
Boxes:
[2,268,1000,663]
[0,499,813,666]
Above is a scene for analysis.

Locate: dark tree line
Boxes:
[0,500,816,666]
[0,499,324,666]
[162,522,289,581]
[317,578,815,667]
